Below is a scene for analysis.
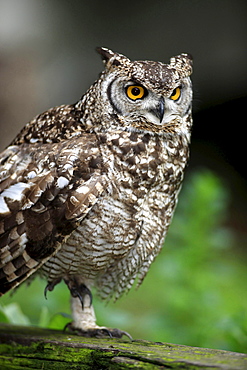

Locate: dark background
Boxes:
[0,0,247,230]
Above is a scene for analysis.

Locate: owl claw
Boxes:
[44,278,62,299]
[64,277,92,309]
[64,322,132,340]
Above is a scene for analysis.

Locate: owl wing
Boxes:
[0,139,105,295]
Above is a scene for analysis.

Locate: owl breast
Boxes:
[41,128,190,299]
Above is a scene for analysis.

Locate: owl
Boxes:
[0,47,193,338]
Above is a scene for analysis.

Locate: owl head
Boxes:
[92,47,193,134]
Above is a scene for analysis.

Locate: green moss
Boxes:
[0,325,246,369]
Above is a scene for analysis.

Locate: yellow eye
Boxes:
[126,85,145,100]
[170,87,181,101]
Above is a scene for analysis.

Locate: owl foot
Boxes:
[64,277,93,309]
[65,322,132,340]
[69,290,132,340]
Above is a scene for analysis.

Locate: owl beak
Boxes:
[158,97,165,123]
[150,97,165,123]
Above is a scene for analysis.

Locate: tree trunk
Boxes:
[0,324,246,369]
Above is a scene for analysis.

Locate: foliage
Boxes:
[1,169,246,353]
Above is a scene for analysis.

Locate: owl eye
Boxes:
[170,86,182,101]
[126,85,146,100]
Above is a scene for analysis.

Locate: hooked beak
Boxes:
[150,97,165,123]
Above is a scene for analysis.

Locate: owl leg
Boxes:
[64,277,132,340]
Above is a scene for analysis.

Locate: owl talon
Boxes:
[64,278,92,309]
[44,278,62,299]
[65,322,132,340]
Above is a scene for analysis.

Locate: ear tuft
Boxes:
[96,47,116,64]
[169,53,193,77]
[96,47,128,69]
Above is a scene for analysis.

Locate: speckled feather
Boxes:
[0,47,193,336]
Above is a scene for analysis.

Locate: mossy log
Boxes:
[0,324,246,369]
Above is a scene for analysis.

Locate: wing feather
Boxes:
[0,138,105,295]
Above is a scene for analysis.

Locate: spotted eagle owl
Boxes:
[0,47,193,338]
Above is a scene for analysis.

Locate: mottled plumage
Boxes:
[0,48,193,338]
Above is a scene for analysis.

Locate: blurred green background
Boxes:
[1,170,246,353]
